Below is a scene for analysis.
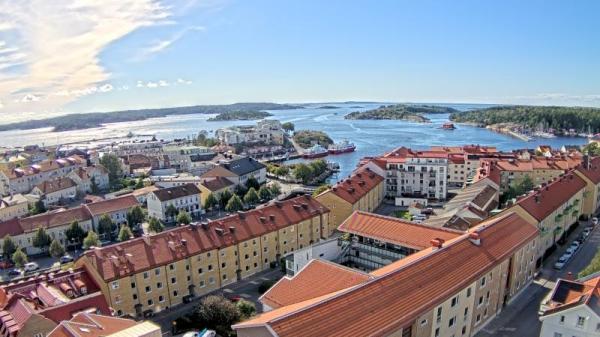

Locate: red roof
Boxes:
[329,168,383,204]
[19,206,91,233]
[83,195,329,281]
[35,177,76,194]
[339,211,461,250]
[48,313,140,337]
[577,157,600,184]
[84,195,140,216]
[234,212,538,337]
[201,177,234,191]
[516,172,586,221]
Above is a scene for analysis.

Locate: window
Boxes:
[209,277,215,284]
[200,280,205,288]
[420,319,427,326]
[111,281,119,289]
[451,296,459,307]
[159,295,165,302]
[143,272,149,279]
[466,287,471,297]
[155,268,160,275]
[434,328,440,337]
[553,333,562,337]
[436,307,442,323]
[173,290,178,297]
[198,268,203,274]
[171,277,176,284]
[461,326,466,335]
[478,296,483,306]
[133,294,138,300]
[147,299,153,305]
[131,282,136,289]
[169,264,175,270]
[577,316,586,328]
[448,316,456,327]
[221,262,226,268]
[223,274,227,280]
[145,286,151,293]
[596,323,600,331]
[157,282,163,289]
[480,277,486,287]
[476,314,481,323]
[208,264,213,271]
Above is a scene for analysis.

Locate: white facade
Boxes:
[540,306,600,337]
[0,194,28,222]
[216,120,284,146]
[386,157,448,201]
[285,238,342,276]
[147,191,202,222]
[0,158,84,196]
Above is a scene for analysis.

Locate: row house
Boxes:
[0,268,110,337]
[67,165,110,194]
[0,156,85,196]
[574,155,600,217]
[314,167,385,235]
[147,184,202,222]
[30,177,77,207]
[201,157,267,186]
[76,195,330,318]
[234,211,539,337]
[84,195,141,229]
[0,194,28,222]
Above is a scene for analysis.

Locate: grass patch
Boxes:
[393,210,412,221]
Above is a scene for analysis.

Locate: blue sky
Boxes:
[0,0,599,122]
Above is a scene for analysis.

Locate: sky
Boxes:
[0,0,599,123]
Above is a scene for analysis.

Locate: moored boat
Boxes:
[440,122,456,130]
[303,144,329,158]
[328,140,356,154]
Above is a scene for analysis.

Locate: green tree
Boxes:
[12,248,27,268]
[218,190,233,209]
[193,295,241,336]
[234,184,247,197]
[65,221,86,246]
[118,224,133,242]
[225,194,244,212]
[127,206,146,228]
[274,166,289,177]
[49,239,65,258]
[176,210,192,225]
[204,193,218,210]
[580,247,600,278]
[98,214,116,241]
[269,182,281,196]
[135,178,144,189]
[165,204,178,221]
[90,176,99,194]
[583,142,600,156]
[2,235,17,259]
[504,175,535,201]
[282,122,295,132]
[32,228,51,254]
[245,176,260,190]
[99,153,123,187]
[293,163,313,183]
[83,231,100,249]
[236,299,256,319]
[312,184,331,197]
[31,198,46,215]
[258,185,271,200]
[243,187,259,206]
[148,217,164,233]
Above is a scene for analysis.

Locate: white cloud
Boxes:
[136,25,204,60]
[158,80,169,87]
[21,94,41,102]
[99,84,114,92]
[0,22,14,31]
[0,100,3,109]
[146,81,159,88]
[177,78,192,85]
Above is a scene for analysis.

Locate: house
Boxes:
[0,194,28,222]
[574,156,600,217]
[0,267,110,337]
[30,177,78,207]
[48,313,162,337]
[83,195,140,229]
[215,120,285,146]
[76,195,330,318]
[314,167,384,235]
[539,273,600,337]
[233,212,539,337]
[147,184,202,222]
[67,165,110,194]
[201,157,267,186]
[199,177,235,206]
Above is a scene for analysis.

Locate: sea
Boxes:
[0,103,588,181]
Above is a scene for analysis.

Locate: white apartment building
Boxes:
[110,140,164,156]
[215,120,284,146]
[147,184,202,222]
[162,145,214,172]
[0,194,28,222]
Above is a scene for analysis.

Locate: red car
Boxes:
[226,294,242,303]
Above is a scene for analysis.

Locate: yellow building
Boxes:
[199,177,235,206]
[315,167,384,236]
[76,195,330,318]
[490,157,580,192]
[574,156,600,216]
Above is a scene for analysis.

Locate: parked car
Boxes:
[592,217,598,225]
[226,294,242,303]
[60,255,74,264]
[566,245,578,254]
[23,262,39,272]
[0,260,13,269]
[562,251,574,260]
[7,268,22,277]
[183,330,216,337]
[554,256,569,270]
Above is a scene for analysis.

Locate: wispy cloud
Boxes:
[136,25,205,60]
[135,78,192,88]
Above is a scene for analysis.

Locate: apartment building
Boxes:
[76,195,330,318]
[0,194,28,222]
[216,120,285,146]
[574,156,600,217]
[0,267,111,337]
[152,174,203,189]
[110,140,164,156]
[508,171,586,262]
[201,157,267,186]
[199,177,235,206]
[48,313,162,337]
[0,156,85,196]
[147,184,202,221]
[163,145,214,172]
[67,165,110,194]
[233,212,539,337]
[539,274,600,337]
[30,177,77,207]
[84,195,141,229]
[315,167,384,235]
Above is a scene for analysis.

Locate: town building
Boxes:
[199,177,235,206]
[84,195,141,230]
[67,165,110,194]
[48,313,162,337]
[216,120,285,146]
[0,194,28,222]
[201,157,267,186]
[539,273,600,337]
[162,145,214,172]
[30,177,78,207]
[76,195,330,318]
[233,211,539,337]
[152,174,203,189]
[110,140,164,157]
[0,267,111,337]
[574,156,600,217]
[147,184,202,222]
[314,167,384,235]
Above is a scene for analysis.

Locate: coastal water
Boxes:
[0,103,588,181]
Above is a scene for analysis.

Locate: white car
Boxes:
[566,246,578,254]
[554,256,569,270]
[23,262,39,272]
[562,251,574,260]
[183,330,216,337]
[592,217,598,225]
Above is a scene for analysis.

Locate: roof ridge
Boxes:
[353,210,465,234]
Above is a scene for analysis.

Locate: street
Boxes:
[475,219,599,337]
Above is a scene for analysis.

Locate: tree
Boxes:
[65,221,86,246]
[504,175,535,202]
[236,299,256,319]
[204,193,218,210]
[134,178,144,189]
[148,217,164,233]
[32,228,51,253]
[90,176,99,194]
[118,224,133,242]
[176,210,192,225]
[193,295,241,336]
[12,248,27,268]
[293,163,313,183]
[269,182,281,196]
[258,185,271,201]
[274,166,289,177]
[218,190,233,209]
[225,195,244,212]
[243,187,259,206]
[312,184,331,197]
[2,235,17,259]
[234,184,247,197]
[165,204,178,221]
[583,142,600,156]
[127,206,146,228]
[31,198,46,215]
[83,231,100,249]
[282,122,295,132]
[49,239,65,258]
[245,176,260,190]
[99,153,123,188]
[98,214,116,241]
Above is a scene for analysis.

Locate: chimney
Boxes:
[535,195,540,204]
[229,226,236,233]
[215,227,224,236]
[238,211,245,219]
[430,238,444,249]
[566,272,574,281]
[181,239,187,245]
[269,214,275,221]
[469,232,481,246]
[201,221,209,229]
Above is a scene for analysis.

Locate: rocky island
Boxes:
[207,110,272,121]
[344,104,458,122]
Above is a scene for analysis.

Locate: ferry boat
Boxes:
[440,122,456,130]
[303,144,329,159]
[328,140,356,154]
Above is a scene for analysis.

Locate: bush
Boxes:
[258,280,276,294]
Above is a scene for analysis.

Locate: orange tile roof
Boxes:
[329,167,383,204]
[338,211,462,250]
[35,177,76,194]
[201,176,234,192]
[516,171,586,222]
[542,276,600,316]
[84,195,140,216]
[83,195,329,282]
[19,206,91,233]
[261,259,372,309]
[577,157,600,184]
[47,313,139,337]
[4,156,84,179]
[234,212,538,337]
